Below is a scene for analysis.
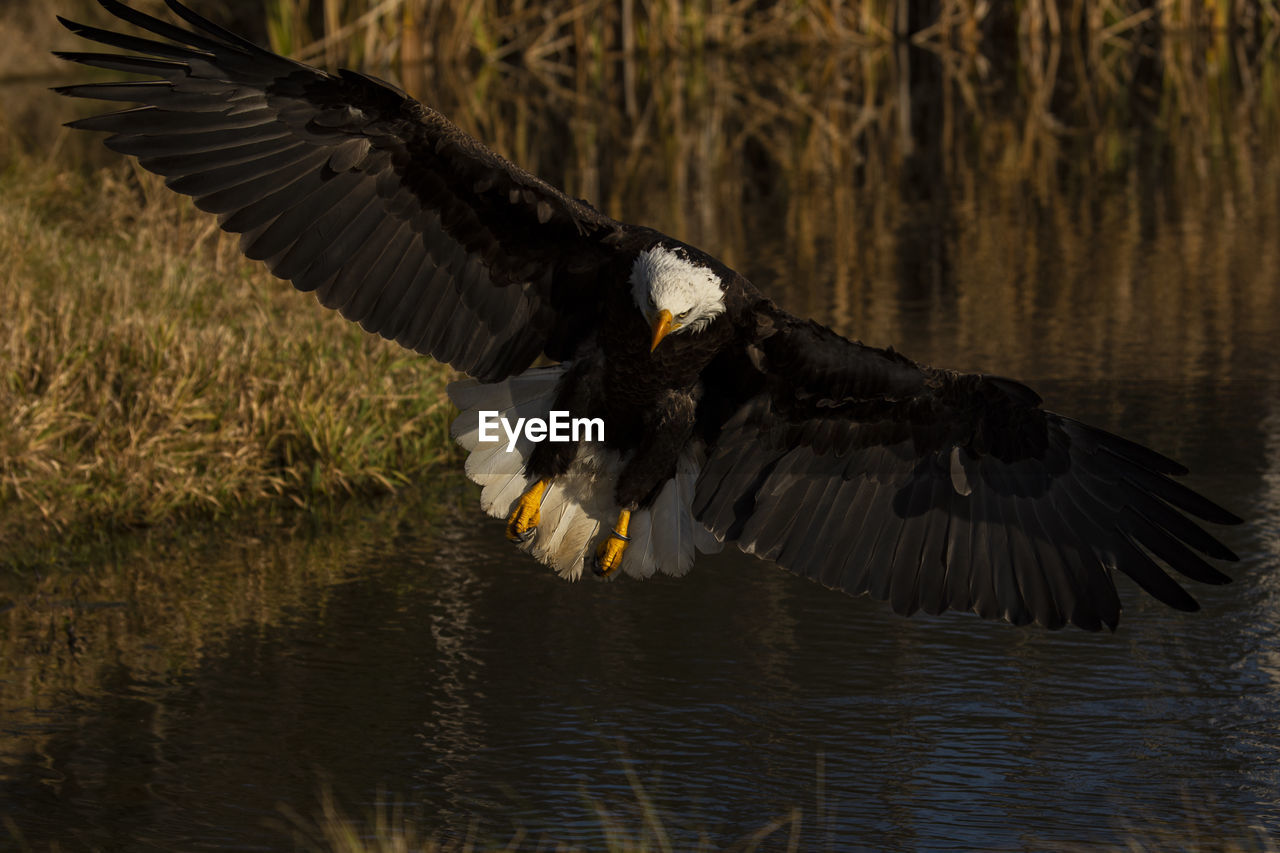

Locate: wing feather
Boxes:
[323,215,406,318]
[164,140,314,197]
[143,137,312,178]
[939,487,975,614]
[212,148,335,223]
[834,479,888,595]
[908,485,953,617]
[697,301,1239,630]
[58,0,631,381]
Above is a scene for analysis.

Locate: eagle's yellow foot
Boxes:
[506,478,549,543]
[592,510,632,578]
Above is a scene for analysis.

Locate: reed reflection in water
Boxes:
[2,2,1279,849]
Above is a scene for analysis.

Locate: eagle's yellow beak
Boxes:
[650,309,676,352]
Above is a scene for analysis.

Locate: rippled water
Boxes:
[4,29,1280,852]
[5,433,1277,850]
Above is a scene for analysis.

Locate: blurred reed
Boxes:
[255,0,1280,67]
[246,0,1280,399]
[276,769,1276,852]
[277,772,806,851]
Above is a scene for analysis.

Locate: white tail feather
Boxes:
[532,478,605,579]
[631,446,723,578]
[450,367,566,452]
[466,448,523,514]
[449,364,720,580]
[622,505,659,578]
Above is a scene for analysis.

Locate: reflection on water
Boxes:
[3,438,1277,850]
[3,12,1280,851]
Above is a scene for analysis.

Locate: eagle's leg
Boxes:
[592,509,632,577]
[506,362,594,545]
[592,388,697,577]
[506,478,549,543]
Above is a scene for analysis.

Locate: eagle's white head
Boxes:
[629,245,726,351]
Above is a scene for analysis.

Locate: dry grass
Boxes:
[0,160,458,564]
[256,0,1280,70]
[274,774,1277,853]
[278,774,806,853]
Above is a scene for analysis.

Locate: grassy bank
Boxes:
[0,160,457,565]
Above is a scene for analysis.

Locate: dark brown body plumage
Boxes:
[527,233,739,509]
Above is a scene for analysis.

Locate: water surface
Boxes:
[3,31,1280,852]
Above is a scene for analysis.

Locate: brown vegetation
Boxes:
[0,163,457,562]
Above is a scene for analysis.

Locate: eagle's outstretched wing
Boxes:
[56,0,627,381]
[696,302,1240,630]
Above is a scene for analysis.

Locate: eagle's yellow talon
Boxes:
[592,510,632,577]
[594,536,628,577]
[506,478,549,543]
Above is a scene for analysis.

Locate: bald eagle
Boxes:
[57,0,1241,630]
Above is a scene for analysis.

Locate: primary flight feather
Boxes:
[57,0,1241,630]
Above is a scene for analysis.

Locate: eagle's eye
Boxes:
[677,309,690,320]
[648,294,657,308]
